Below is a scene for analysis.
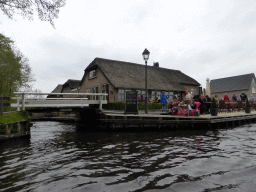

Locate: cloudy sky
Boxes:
[1,0,256,93]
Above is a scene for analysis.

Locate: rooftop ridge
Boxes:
[94,57,180,72]
[211,73,255,81]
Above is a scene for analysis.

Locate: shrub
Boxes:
[211,97,218,108]
[245,98,251,107]
[103,102,125,110]
[138,102,145,110]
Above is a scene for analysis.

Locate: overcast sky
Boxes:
[1,0,256,93]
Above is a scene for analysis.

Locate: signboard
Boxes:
[125,91,138,114]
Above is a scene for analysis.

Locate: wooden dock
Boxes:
[90,110,256,130]
[28,108,256,130]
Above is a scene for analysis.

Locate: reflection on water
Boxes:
[1,121,256,192]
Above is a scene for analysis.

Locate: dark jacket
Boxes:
[232,95,237,101]
[240,93,247,101]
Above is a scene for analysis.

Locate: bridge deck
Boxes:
[11,99,107,108]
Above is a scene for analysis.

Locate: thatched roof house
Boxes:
[61,79,81,98]
[47,84,62,98]
[79,58,201,102]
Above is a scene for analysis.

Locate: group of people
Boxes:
[151,90,256,115]
[213,92,255,102]
[160,90,208,115]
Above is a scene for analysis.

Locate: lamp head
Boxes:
[142,48,150,61]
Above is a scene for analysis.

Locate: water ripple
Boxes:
[1,122,256,191]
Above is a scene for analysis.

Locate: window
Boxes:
[92,87,98,100]
[252,79,256,93]
[101,84,109,101]
[150,91,161,101]
[174,92,181,100]
[166,91,173,101]
[191,89,195,98]
[118,89,125,101]
[89,70,97,79]
[151,91,156,101]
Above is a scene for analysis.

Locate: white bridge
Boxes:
[11,92,108,111]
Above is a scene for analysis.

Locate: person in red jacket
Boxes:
[223,93,229,101]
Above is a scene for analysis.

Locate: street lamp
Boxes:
[142,48,150,114]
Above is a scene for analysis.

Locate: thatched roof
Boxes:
[82,58,200,91]
[62,79,80,91]
[51,84,62,93]
[47,84,62,98]
[210,73,255,93]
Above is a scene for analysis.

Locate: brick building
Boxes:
[79,58,201,102]
[210,73,256,100]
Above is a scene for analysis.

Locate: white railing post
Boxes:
[22,93,25,111]
[17,97,20,111]
[99,94,102,110]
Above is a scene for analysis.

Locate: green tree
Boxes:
[0,33,35,97]
[0,0,66,27]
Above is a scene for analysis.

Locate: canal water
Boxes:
[1,121,256,192]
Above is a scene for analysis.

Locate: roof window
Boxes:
[89,69,97,79]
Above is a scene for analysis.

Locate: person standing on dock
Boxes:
[185,90,192,100]
[214,95,219,105]
[160,90,168,112]
[240,92,247,101]
[232,93,237,101]
[224,93,229,101]
[199,95,207,114]
[249,95,255,101]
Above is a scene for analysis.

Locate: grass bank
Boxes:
[0,111,30,125]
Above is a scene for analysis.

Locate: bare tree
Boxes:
[0,0,66,28]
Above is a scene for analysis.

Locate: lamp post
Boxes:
[142,48,150,114]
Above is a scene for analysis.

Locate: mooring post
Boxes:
[22,93,25,111]
[17,122,21,133]
[0,96,3,115]
[5,124,9,134]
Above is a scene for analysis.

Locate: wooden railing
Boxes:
[11,92,108,110]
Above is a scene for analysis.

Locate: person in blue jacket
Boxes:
[160,90,168,112]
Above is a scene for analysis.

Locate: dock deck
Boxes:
[96,110,256,130]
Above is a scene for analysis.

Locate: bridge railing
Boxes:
[11,92,108,111]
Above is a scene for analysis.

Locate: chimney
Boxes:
[153,62,159,67]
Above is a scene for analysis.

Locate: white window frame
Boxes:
[89,69,97,79]
[92,87,98,100]
[252,87,256,94]
[118,89,125,101]
[191,89,195,98]
[101,84,109,101]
